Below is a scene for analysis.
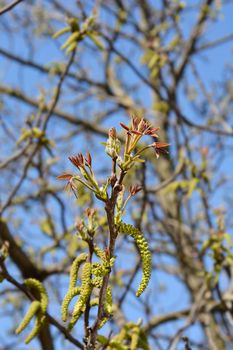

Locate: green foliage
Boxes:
[53,14,104,54]
[165,178,199,199]
[17,127,54,155]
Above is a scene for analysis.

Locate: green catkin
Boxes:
[105,286,112,315]
[52,26,70,38]
[118,222,152,297]
[69,262,92,329]
[98,286,113,329]
[94,245,106,261]
[65,42,77,55]
[98,317,108,329]
[25,314,45,344]
[87,32,104,50]
[97,335,126,348]
[61,253,86,322]
[108,341,127,350]
[97,334,109,346]
[61,286,81,322]
[91,262,104,277]
[90,297,99,307]
[15,301,41,335]
[15,279,48,343]
[130,326,140,350]
[61,31,80,50]
[69,253,88,290]
[93,247,115,277]
[138,333,150,350]
[111,328,127,343]
[24,279,48,313]
[92,276,103,288]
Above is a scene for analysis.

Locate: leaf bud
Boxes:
[105,128,121,159]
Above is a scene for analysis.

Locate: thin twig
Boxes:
[0,0,24,16]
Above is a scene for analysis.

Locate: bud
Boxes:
[115,187,125,224]
[85,152,92,167]
[85,208,97,234]
[85,208,97,218]
[0,240,9,262]
[116,187,125,209]
[68,153,85,169]
[200,147,209,157]
[104,247,111,260]
[151,142,169,159]
[75,219,84,232]
[129,185,142,196]
[119,122,130,131]
[108,127,117,139]
[57,173,73,180]
[105,128,121,159]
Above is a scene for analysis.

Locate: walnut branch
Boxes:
[88,169,126,349]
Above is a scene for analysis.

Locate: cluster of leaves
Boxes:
[164,153,210,200]
[17,126,54,156]
[202,231,233,287]
[53,14,104,54]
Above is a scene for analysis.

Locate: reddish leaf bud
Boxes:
[68,153,85,168]
[151,142,170,158]
[120,122,130,131]
[85,151,92,167]
[108,127,117,139]
[129,185,143,196]
[57,173,73,180]
[85,208,97,218]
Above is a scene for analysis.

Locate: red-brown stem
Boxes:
[84,237,94,342]
[110,158,117,187]
[87,169,126,349]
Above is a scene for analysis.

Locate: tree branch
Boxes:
[0,0,24,16]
